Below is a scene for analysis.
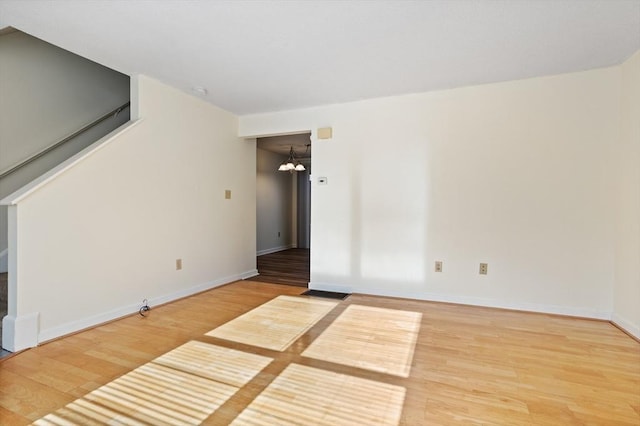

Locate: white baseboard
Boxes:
[37,269,257,345]
[241,269,259,279]
[2,312,39,352]
[11,274,636,351]
[611,313,640,340]
[257,244,294,257]
[0,248,7,273]
[308,281,612,320]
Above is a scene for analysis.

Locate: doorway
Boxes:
[254,133,311,287]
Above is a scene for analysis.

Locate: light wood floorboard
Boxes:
[231,363,406,425]
[302,304,422,378]
[206,295,338,351]
[34,341,273,425]
[0,280,638,425]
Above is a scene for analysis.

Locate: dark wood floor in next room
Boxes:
[251,248,309,287]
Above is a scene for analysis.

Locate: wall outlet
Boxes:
[435,261,443,272]
[225,189,231,199]
[479,263,488,275]
[176,258,183,270]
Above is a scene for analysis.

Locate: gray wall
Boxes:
[0,30,130,263]
[256,148,294,254]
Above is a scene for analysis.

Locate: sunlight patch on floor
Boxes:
[231,363,406,426]
[302,304,422,377]
[32,341,272,425]
[206,295,338,351]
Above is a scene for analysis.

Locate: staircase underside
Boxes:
[0,272,7,347]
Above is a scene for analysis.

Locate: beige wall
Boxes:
[3,76,256,350]
[613,50,640,337]
[240,66,622,322]
[3,46,637,350]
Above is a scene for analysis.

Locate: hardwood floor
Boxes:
[205,295,338,351]
[1,280,639,425]
[252,248,309,287]
[301,304,422,378]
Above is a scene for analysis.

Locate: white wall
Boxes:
[256,148,293,255]
[0,30,130,259]
[2,75,256,350]
[240,66,621,320]
[612,50,640,337]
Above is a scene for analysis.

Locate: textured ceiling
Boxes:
[0,0,638,115]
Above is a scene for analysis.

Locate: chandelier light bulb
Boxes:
[277,146,308,172]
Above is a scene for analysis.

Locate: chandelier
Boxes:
[278,146,306,172]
